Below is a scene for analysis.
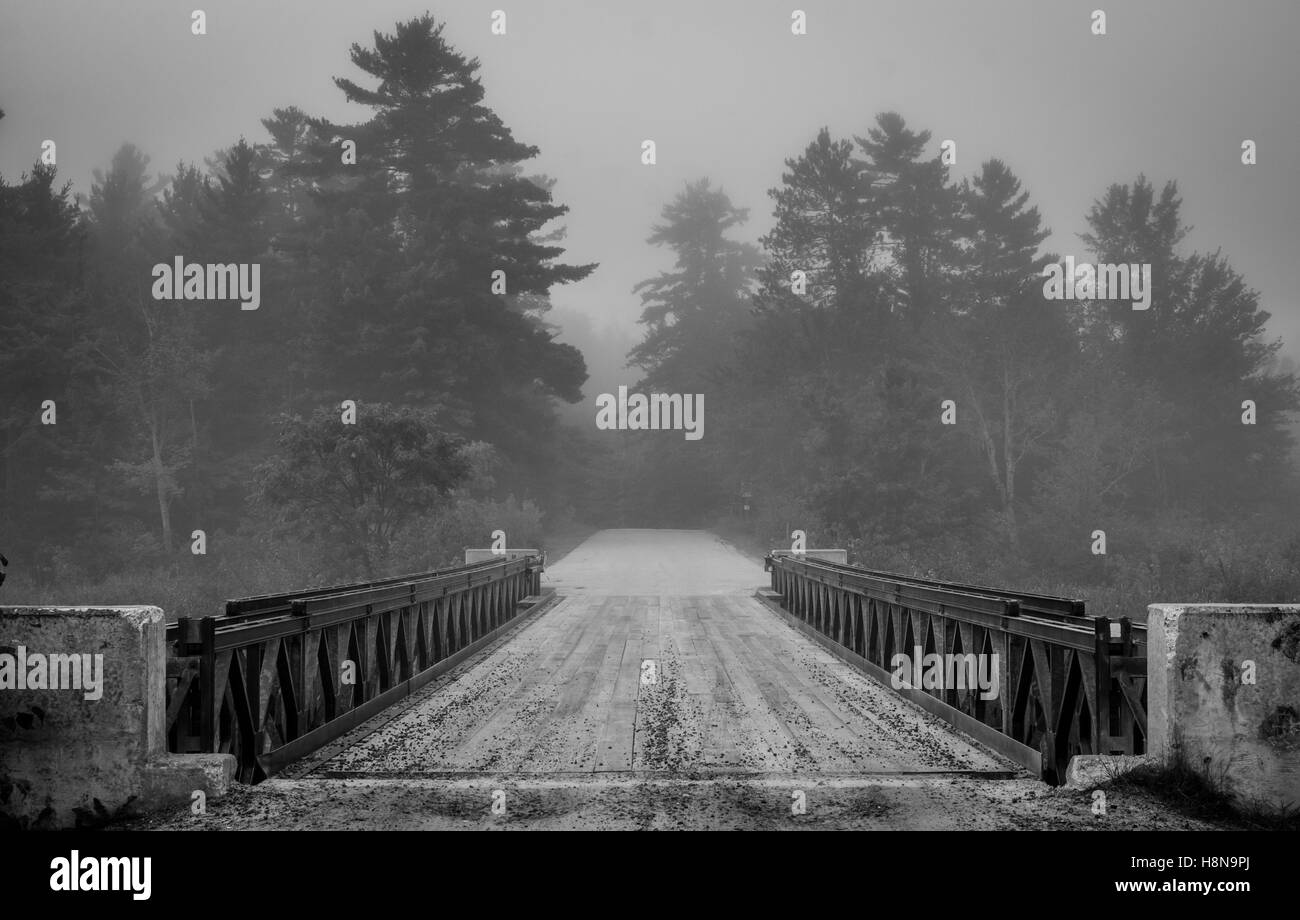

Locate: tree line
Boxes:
[2,14,1296,615]
[0,16,596,596]
[622,117,1300,608]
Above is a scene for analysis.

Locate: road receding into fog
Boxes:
[541,528,766,595]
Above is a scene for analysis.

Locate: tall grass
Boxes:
[1,497,575,622]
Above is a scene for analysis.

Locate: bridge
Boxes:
[139,528,1166,830]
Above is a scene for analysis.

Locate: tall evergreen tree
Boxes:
[0,162,88,568]
[855,112,961,325]
[302,14,595,436]
[1079,176,1297,514]
[83,144,211,554]
[629,178,760,391]
[932,159,1067,549]
[622,179,759,524]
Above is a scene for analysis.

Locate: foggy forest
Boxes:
[2,11,1298,626]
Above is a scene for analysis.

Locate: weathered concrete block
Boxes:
[1065,753,1158,789]
[1147,604,1300,810]
[141,753,236,806]
[0,606,233,828]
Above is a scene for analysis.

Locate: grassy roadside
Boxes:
[0,519,600,623]
[539,520,597,567]
[709,519,778,565]
[1095,758,1298,830]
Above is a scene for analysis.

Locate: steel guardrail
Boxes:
[164,553,546,782]
[763,551,1147,784]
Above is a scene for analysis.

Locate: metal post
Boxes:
[199,615,216,753]
[1094,617,1112,755]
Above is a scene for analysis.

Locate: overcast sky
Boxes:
[2,0,1297,356]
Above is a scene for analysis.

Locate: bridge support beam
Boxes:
[1148,604,1300,811]
[1,606,234,829]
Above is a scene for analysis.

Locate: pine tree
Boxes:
[1079,176,1298,513]
[629,178,760,391]
[757,127,879,320]
[302,14,595,429]
[621,179,759,524]
[855,112,961,325]
[934,159,1067,549]
[0,162,87,565]
[84,144,211,554]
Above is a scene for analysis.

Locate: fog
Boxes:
[2,1,1298,623]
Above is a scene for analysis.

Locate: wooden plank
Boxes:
[595,597,645,772]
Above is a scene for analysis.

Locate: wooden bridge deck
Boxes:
[302,531,1009,777]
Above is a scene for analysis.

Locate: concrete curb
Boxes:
[1064,753,1159,789]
